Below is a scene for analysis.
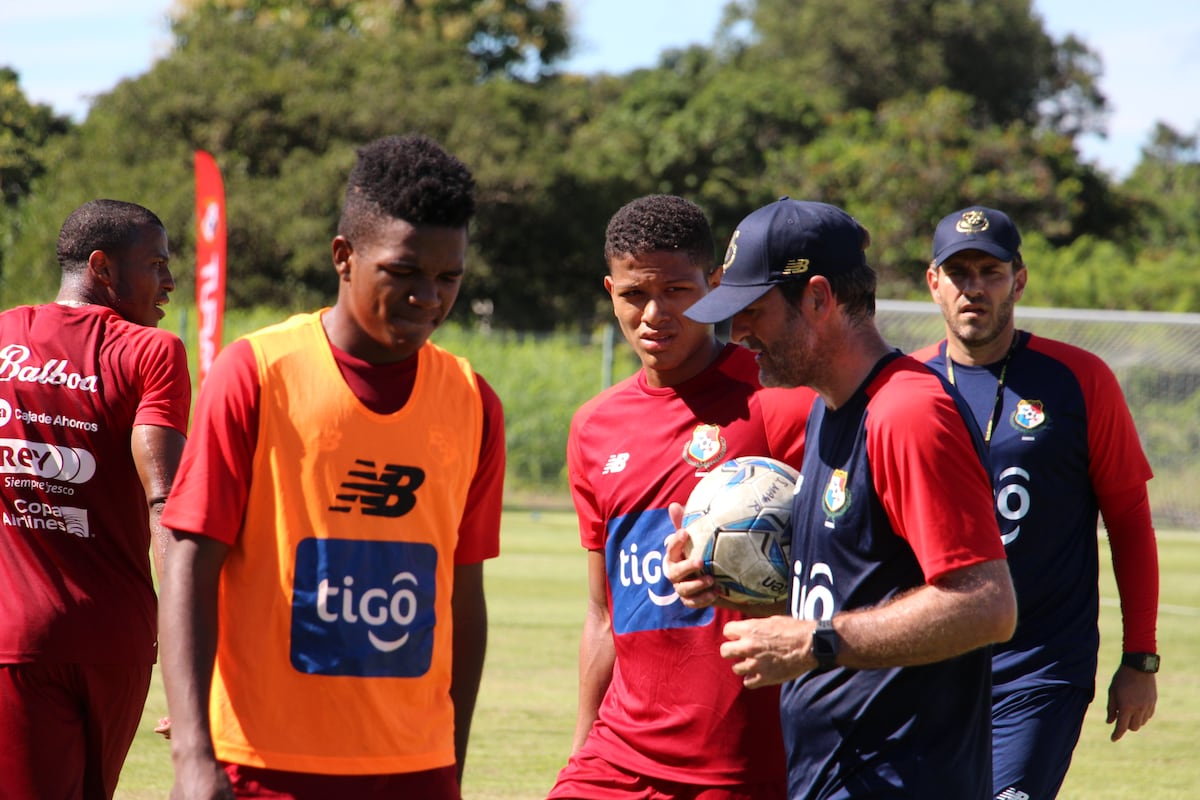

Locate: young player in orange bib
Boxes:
[159,135,505,800]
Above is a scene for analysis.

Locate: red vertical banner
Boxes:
[194,150,227,388]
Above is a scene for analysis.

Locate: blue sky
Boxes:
[2,0,1199,179]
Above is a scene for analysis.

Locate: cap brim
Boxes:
[684,283,775,324]
[933,239,1016,266]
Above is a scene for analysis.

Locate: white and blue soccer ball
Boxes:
[681,456,799,604]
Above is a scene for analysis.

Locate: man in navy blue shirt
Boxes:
[666,198,1017,799]
[914,205,1159,799]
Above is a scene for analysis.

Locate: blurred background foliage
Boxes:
[3,0,1200,331]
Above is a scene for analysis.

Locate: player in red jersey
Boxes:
[0,199,190,799]
[916,205,1159,799]
[547,195,813,800]
[159,135,504,800]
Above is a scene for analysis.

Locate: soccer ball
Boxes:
[680,456,799,604]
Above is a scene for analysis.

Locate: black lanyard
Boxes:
[946,333,1018,445]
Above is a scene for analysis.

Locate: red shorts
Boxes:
[223,762,461,799]
[0,661,153,799]
[547,751,787,800]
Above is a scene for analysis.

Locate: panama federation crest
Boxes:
[683,424,727,470]
[823,469,850,517]
[1011,399,1047,430]
[956,209,991,234]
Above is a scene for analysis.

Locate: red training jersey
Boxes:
[566,343,814,786]
[0,304,190,664]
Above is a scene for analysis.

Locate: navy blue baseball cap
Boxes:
[684,197,868,324]
[932,206,1022,266]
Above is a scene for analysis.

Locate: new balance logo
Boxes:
[603,453,630,475]
[329,460,425,517]
[997,788,1031,800]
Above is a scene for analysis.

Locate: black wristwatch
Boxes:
[812,618,840,670]
[1121,652,1161,673]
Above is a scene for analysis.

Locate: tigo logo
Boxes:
[290,538,437,677]
[605,507,713,635]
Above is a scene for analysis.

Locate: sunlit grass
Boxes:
[117,520,1199,798]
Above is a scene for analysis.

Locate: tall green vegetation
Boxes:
[1,0,1198,322]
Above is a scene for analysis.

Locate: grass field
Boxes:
[115,511,1200,798]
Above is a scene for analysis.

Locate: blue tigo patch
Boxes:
[606,508,713,634]
[290,538,437,677]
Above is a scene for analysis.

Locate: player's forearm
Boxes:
[159,532,227,766]
[1100,484,1159,652]
[571,602,614,753]
[833,559,1016,669]
[132,424,186,581]
[149,500,169,583]
[451,562,488,782]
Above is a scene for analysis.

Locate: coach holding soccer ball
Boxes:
[666,198,1017,800]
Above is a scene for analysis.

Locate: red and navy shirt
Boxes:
[914,331,1156,691]
[782,352,1005,799]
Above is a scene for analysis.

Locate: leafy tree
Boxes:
[0,69,73,208]
[172,0,570,78]
[762,89,1127,293]
[725,0,1104,133]
[446,74,617,331]
[1021,231,1200,312]
[1122,123,1200,253]
[1039,33,1108,138]
[0,69,74,286]
[4,0,1194,321]
[6,10,496,309]
[564,45,824,258]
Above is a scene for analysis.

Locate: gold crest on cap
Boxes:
[721,230,740,274]
[781,258,810,275]
[955,210,990,234]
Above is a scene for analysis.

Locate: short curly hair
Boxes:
[56,199,165,275]
[338,134,476,243]
[604,194,714,274]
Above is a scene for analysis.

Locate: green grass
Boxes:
[1058,529,1200,799]
[115,516,1200,798]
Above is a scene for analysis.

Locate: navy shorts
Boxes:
[992,683,1092,800]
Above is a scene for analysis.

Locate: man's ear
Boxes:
[925,262,940,296]
[1013,264,1028,301]
[87,250,113,287]
[331,236,353,280]
[707,267,722,290]
[807,276,833,315]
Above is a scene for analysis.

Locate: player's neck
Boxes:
[947,329,1017,368]
[820,326,893,411]
[55,283,107,310]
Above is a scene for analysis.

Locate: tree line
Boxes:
[2,0,1199,331]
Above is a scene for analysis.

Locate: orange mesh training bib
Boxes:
[210,312,482,775]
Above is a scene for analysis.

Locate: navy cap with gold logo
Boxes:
[932,205,1022,266]
[684,197,868,324]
